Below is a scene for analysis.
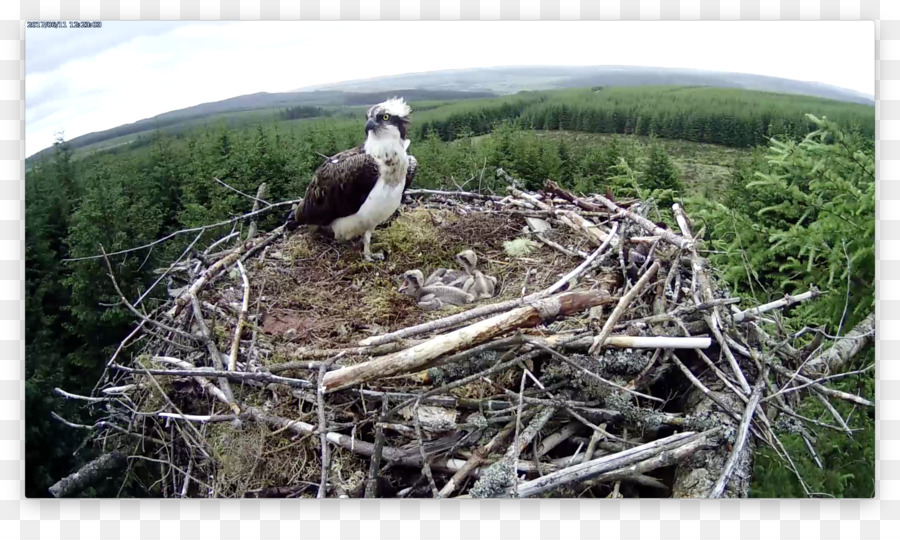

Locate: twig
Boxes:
[214,177,271,207]
[526,338,663,403]
[112,363,313,389]
[189,293,238,410]
[316,364,330,499]
[228,261,251,371]
[709,374,766,498]
[64,200,297,262]
[515,430,712,498]
[730,288,821,324]
[364,396,388,498]
[589,261,660,355]
[413,397,441,498]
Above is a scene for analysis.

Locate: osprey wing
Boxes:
[294,146,380,226]
[404,154,418,192]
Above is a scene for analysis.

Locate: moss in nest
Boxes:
[209,421,270,495]
[503,237,540,257]
[284,236,314,262]
[378,208,442,255]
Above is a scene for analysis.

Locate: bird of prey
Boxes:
[286,97,418,261]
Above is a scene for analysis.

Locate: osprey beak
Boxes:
[365,118,377,135]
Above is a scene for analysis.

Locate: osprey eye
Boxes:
[382,114,390,121]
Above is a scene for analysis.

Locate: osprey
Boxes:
[286,98,418,261]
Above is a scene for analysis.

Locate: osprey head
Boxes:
[398,269,424,295]
[455,250,478,271]
[365,97,411,140]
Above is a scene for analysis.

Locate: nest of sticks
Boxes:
[51,169,875,499]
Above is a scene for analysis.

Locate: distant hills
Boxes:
[302,66,874,105]
[27,65,873,163]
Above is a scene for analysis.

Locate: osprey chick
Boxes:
[286,98,418,261]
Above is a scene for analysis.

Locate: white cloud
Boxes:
[25,20,874,157]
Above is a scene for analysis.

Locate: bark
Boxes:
[49,452,126,497]
[673,389,751,498]
[802,312,875,377]
[323,291,615,393]
[515,431,715,498]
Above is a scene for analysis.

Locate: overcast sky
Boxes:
[26,20,874,157]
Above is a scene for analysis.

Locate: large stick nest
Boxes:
[53,170,873,499]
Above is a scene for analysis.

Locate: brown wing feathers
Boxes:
[285,146,418,231]
[289,146,380,227]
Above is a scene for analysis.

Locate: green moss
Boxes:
[503,237,540,257]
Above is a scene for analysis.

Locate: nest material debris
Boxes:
[50,170,875,499]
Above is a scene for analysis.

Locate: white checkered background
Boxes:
[1,0,895,538]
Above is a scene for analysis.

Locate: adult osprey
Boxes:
[286,98,418,261]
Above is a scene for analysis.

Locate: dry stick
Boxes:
[413,397,441,498]
[550,334,712,350]
[145,358,234,418]
[116,362,313,389]
[589,261,660,355]
[693,348,749,402]
[157,413,240,423]
[272,340,413,366]
[588,194,693,250]
[709,374,766,498]
[814,391,853,436]
[358,227,620,348]
[471,405,559,497]
[51,412,166,447]
[673,203,752,395]
[99,246,199,343]
[526,339,663,403]
[135,229,206,308]
[581,432,716,492]
[54,387,108,403]
[166,227,284,319]
[228,260,251,371]
[730,288,821,324]
[65,199,298,263]
[438,422,517,498]
[764,364,875,402]
[669,356,742,422]
[802,312,875,377]
[189,294,238,411]
[767,362,872,408]
[49,452,126,497]
[364,397,389,498]
[770,403,850,433]
[324,291,615,393]
[406,188,504,201]
[244,183,269,241]
[316,364,330,499]
[514,430,709,498]
[382,349,543,421]
[535,422,584,458]
[617,297,742,329]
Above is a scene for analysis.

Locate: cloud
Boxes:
[25,20,874,157]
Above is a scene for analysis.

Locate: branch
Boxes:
[515,430,717,498]
[802,312,875,377]
[324,291,616,393]
[228,260,251,371]
[709,375,765,498]
[49,453,126,497]
[64,199,296,262]
[589,261,660,355]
